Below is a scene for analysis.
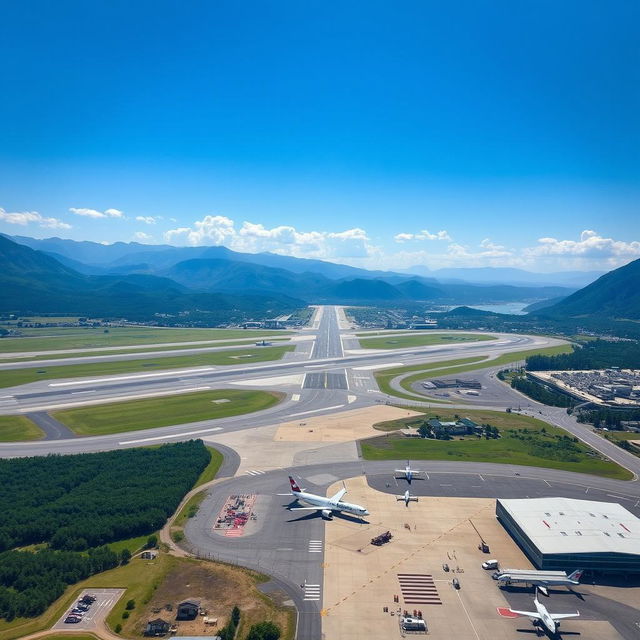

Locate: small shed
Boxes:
[176,599,201,620]
[144,617,171,636]
[141,550,158,559]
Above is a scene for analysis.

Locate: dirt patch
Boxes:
[131,557,292,639]
[275,405,421,442]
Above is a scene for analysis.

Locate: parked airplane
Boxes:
[396,489,419,507]
[282,476,369,519]
[494,569,583,595]
[394,461,423,483]
[509,589,579,636]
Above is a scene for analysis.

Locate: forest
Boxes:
[0,547,119,620]
[0,440,210,551]
[526,339,640,371]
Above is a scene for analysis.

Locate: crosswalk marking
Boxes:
[308,540,323,553]
[304,583,321,601]
[245,469,266,476]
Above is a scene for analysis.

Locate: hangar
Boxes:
[496,497,640,574]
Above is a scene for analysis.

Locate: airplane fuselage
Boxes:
[295,490,368,516]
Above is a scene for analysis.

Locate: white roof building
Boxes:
[496,497,640,574]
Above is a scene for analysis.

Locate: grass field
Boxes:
[108,533,154,556]
[362,407,632,480]
[359,332,495,349]
[0,337,290,362]
[0,415,45,441]
[194,446,224,487]
[53,389,283,436]
[0,345,295,389]
[374,356,489,400]
[374,344,573,401]
[0,326,292,353]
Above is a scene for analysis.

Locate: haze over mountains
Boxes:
[1,234,638,323]
[2,235,576,311]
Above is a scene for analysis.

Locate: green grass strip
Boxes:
[359,333,495,349]
[362,407,632,480]
[0,326,292,353]
[0,345,295,389]
[53,389,283,436]
[0,337,290,362]
[0,415,45,441]
[375,357,488,400]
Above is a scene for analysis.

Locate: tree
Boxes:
[246,621,281,640]
[146,535,158,549]
[231,605,241,626]
[115,623,122,633]
[120,549,131,565]
[126,599,136,610]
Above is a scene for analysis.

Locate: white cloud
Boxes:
[163,215,374,259]
[135,216,157,225]
[394,229,451,242]
[132,231,154,243]
[0,207,71,230]
[69,207,124,219]
[525,229,640,260]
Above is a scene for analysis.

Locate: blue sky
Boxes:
[0,0,638,272]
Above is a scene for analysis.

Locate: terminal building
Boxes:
[496,497,640,574]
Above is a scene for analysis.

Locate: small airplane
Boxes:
[509,589,579,637]
[394,460,423,483]
[281,476,369,519]
[396,489,418,507]
[495,569,583,596]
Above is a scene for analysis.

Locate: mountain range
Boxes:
[1,235,574,310]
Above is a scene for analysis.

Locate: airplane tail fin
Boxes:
[289,475,302,493]
[568,569,583,582]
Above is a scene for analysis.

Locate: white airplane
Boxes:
[394,460,423,483]
[495,569,584,596]
[396,489,418,507]
[509,589,579,637]
[282,476,369,519]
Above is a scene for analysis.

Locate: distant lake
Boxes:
[467,302,530,315]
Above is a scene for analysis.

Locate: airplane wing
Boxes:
[508,609,541,619]
[550,613,580,621]
[330,487,347,502]
[289,506,327,511]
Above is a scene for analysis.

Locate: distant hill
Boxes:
[541,258,640,320]
[523,296,568,313]
[0,236,304,320]
[404,265,603,288]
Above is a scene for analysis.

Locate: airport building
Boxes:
[496,497,640,574]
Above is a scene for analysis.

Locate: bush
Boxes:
[126,599,136,610]
[122,611,130,619]
[247,621,281,640]
[115,623,122,633]
[146,534,158,548]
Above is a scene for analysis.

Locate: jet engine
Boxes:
[321,509,333,519]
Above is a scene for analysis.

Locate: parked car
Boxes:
[71,609,85,616]
[65,616,81,624]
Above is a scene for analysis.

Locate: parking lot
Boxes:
[52,588,125,632]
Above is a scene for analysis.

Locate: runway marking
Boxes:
[303,583,321,601]
[308,540,323,553]
[607,494,633,501]
[478,474,485,482]
[276,548,293,551]
[347,394,356,404]
[246,470,266,476]
[118,426,222,445]
[71,389,96,394]
[544,480,552,487]
[48,367,216,386]
[288,405,344,417]
[291,394,301,401]
[352,363,403,371]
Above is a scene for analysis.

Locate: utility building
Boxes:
[496,497,640,574]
